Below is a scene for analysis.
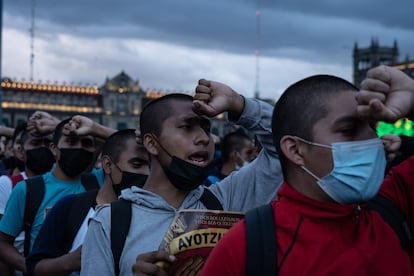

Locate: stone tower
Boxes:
[353,38,399,86]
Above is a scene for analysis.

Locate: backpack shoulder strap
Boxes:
[245,203,277,276]
[200,188,223,210]
[110,199,132,276]
[367,194,412,252]
[24,175,46,256]
[63,189,99,253]
[80,172,100,191]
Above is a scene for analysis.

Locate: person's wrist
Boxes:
[228,93,245,120]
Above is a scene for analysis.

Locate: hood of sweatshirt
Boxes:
[120,185,207,211]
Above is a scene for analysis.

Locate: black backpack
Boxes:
[110,188,223,276]
[245,195,412,276]
[23,173,99,256]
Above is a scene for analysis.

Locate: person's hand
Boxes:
[27,111,60,136]
[67,245,82,271]
[62,115,94,137]
[381,134,402,160]
[132,250,175,276]
[193,79,245,119]
[358,65,414,123]
[172,255,205,276]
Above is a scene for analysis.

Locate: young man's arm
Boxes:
[63,115,117,140]
[194,79,282,212]
[0,126,15,138]
[31,248,81,276]
[358,65,414,122]
[359,65,414,257]
[0,232,25,272]
[27,111,60,136]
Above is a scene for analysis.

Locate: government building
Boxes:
[0,71,231,136]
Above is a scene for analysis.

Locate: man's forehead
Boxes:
[317,92,360,124]
[60,134,94,142]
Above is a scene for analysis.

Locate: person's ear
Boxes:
[143,133,159,156]
[101,155,112,174]
[280,135,306,166]
[49,142,58,159]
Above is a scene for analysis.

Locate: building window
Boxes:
[117,122,127,130]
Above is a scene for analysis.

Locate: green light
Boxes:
[377,118,414,137]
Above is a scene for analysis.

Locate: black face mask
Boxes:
[2,156,17,170]
[151,133,212,191]
[58,148,94,178]
[25,147,55,175]
[163,156,212,191]
[112,171,148,196]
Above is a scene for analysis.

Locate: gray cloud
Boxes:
[3,0,414,101]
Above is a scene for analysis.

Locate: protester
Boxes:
[0,112,58,275]
[26,129,149,276]
[0,126,16,176]
[204,130,256,186]
[201,65,414,275]
[0,115,112,274]
[81,79,283,275]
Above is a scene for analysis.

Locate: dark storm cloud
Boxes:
[6,0,413,61]
[3,0,414,100]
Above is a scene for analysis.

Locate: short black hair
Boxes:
[101,129,137,163]
[272,74,359,176]
[12,122,27,145]
[221,131,251,162]
[139,93,193,137]
[52,118,71,145]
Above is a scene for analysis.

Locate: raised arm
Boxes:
[194,79,282,212]
[62,115,116,139]
[358,65,414,122]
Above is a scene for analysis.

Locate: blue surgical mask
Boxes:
[296,137,386,204]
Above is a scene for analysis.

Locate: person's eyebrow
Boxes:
[130,157,148,164]
[333,115,360,125]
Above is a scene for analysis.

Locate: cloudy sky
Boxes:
[2,0,414,101]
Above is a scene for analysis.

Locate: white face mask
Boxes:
[235,152,250,171]
[295,137,386,204]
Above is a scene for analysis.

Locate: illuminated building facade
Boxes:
[0,71,233,136]
[1,78,102,127]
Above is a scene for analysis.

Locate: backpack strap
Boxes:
[109,189,222,275]
[63,189,99,253]
[110,199,132,276]
[80,173,100,191]
[200,188,223,210]
[245,204,277,276]
[367,194,412,252]
[23,176,45,256]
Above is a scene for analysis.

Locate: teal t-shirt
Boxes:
[0,168,104,251]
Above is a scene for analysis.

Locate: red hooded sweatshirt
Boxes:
[201,156,414,276]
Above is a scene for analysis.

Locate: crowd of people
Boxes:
[0,65,412,275]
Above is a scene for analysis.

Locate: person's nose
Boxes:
[194,127,210,145]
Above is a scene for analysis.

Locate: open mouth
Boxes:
[188,151,209,166]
